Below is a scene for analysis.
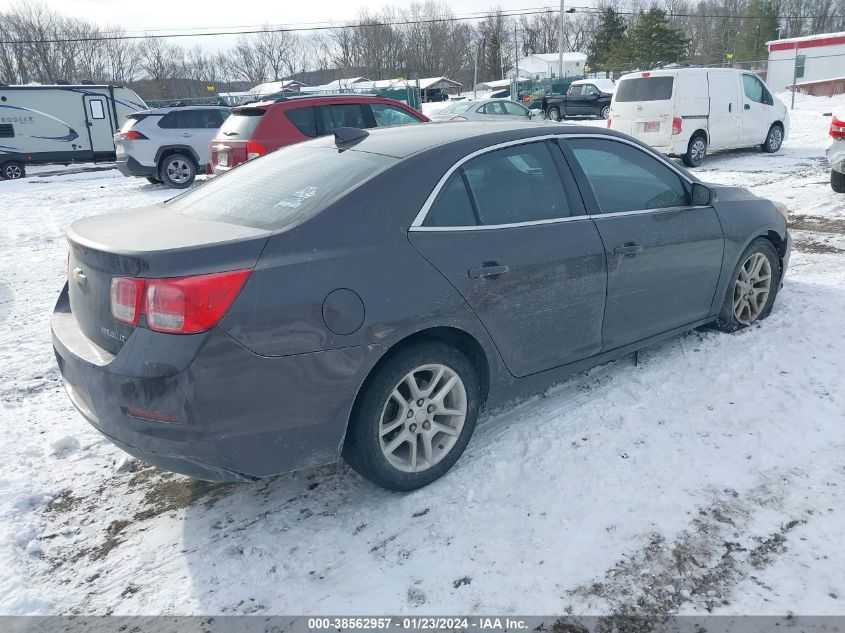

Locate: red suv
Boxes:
[210,94,429,174]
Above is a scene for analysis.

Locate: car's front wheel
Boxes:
[343,342,480,491]
[762,124,784,153]
[716,238,781,332]
[159,153,196,188]
[1,160,25,180]
[832,169,845,193]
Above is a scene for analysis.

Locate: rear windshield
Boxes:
[218,108,265,139]
[615,77,674,102]
[166,145,396,230]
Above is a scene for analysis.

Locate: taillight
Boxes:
[642,72,651,78]
[449,115,469,122]
[831,116,845,139]
[109,270,251,334]
[110,277,145,325]
[672,116,683,135]
[124,130,147,140]
[607,118,612,129]
[246,140,266,160]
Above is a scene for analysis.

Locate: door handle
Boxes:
[744,103,751,110]
[728,103,732,113]
[468,263,510,279]
[181,133,193,137]
[613,243,642,257]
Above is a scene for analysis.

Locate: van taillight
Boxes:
[672,117,683,135]
[110,270,251,334]
[831,116,845,139]
[607,118,612,129]
[110,277,145,325]
[246,140,266,160]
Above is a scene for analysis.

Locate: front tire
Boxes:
[715,238,781,332]
[158,153,196,188]
[343,342,480,491]
[547,107,561,122]
[682,135,707,168]
[832,169,845,193]
[762,124,784,153]
[1,161,25,180]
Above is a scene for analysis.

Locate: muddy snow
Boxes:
[1,95,844,616]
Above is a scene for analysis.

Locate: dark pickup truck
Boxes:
[542,81,613,121]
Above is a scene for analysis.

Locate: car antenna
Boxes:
[334,127,369,145]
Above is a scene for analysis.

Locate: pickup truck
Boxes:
[542,79,614,121]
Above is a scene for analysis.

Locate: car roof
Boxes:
[238,93,401,109]
[305,120,633,159]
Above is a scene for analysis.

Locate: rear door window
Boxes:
[501,101,529,116]
[423,172,477,227]
[567,138,688,212]
[615,77,674,102]
[177,109,224,129]
[285,106,317,137]
[219,109,265,139]
[316,104,368,134]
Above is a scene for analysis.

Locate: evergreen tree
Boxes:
[587,7,627,72]
[737,0,781,62]
[612,6,689,70]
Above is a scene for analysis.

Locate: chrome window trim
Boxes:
[410,133,700,232]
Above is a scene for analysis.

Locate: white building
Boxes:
[506,52,587,80]
[767,31,845,94]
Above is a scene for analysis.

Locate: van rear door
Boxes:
[706,71,741,149]
[610,75,675,148]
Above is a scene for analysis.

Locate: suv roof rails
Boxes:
[269,92,383,103]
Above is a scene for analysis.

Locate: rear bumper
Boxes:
[52,284,384,481]
[116,156,157,178]
[827,139,845,173]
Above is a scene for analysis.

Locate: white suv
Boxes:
[828,111,845,193]
[114,106,229,188]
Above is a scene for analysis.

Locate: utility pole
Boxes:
[558,0,565,93]
[791,41,798,110]
[514,22,519,102]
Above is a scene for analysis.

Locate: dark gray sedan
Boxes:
[52,122,791,491]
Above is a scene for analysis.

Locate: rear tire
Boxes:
[1,161,25,180]
[832,169,845,193]
[343,342,480,491]
[600,105,610,120]
[761,124,784,153]
[547,107,561,122]
[682,135,707,168]
[715,238,781,332]
[158,153,196,188]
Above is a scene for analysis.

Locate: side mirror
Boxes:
[691,182,712,206]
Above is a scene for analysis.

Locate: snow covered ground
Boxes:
[1,96,844,617]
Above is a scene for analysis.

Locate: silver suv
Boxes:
[115,106,229,188]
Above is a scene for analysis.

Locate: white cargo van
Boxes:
[0,84,146,179]
[608,68,788,167]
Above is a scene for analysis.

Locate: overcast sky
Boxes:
[0,0,564,49]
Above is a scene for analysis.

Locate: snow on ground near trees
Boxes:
[1,98,844,616]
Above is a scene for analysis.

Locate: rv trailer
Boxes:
[0,84,147,179]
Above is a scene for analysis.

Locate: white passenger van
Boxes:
[0,84,146,179]
[608,68,788,167]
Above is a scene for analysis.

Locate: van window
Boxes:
[742,74,773,106]
[615,77,674,102]
[89,99,105,120]
[0,123,14,138]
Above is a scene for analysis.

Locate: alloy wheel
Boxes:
[690,138,706,166]
[378,363,467,473]
[4,164,22,179]
[166,159,192,184]
[601,106,610,119]
[733,252,772,325]
[769,127,783,151]
[548,109,560,122]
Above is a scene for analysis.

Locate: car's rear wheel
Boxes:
[682,135,707,168]
[1,161,25,180]
[343,342,480,491]
[832,169,845,193]
[159,153,196,188]
[715,238,781,332]
[762,124,784,153]
[547,107,561,122]
[600,105,610,119]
